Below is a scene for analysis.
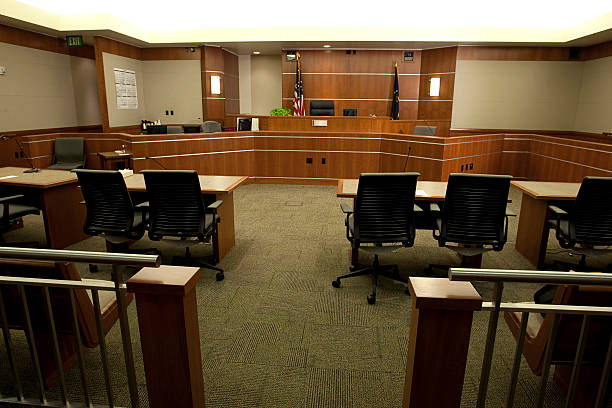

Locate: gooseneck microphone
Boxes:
[402,146,412,172]
[1,135,40,173]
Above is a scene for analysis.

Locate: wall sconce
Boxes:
[429,77,440,97]
[211,75,221,95]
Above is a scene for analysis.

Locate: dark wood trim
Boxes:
[94,37,111,132]
[142,47,201,60]
[0,125,103,137]
[94,36,142,61]
[107,125,142,134]
[580,40,612,61]
[0,24,94,59]
[457,46,572,61]
[450,128,612,144]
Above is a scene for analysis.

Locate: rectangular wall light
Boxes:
[429,77,440,97]
[211,75,221,95]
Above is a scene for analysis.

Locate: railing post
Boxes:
[127,265,205,408]
[403,277,482,408]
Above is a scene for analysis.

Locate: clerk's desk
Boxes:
[511,181,581,268]
[123,173,248,261]
[0,167,86,248]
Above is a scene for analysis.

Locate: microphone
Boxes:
[1,135,39,173]
[402,146,412,172]
[145,156,167,170]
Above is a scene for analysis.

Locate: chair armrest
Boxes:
[207,200,223,212]
[429,203,441,213]
[506,208,517,217]
[548,205,568,219]
[135,201,149,208]
[414,204,423,212]
[0,194,24,204]
[340,202,353,214]
[80,200,86,205]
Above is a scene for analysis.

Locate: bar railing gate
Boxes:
[0,247,160,407]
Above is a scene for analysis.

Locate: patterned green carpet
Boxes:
[1,184,611,407]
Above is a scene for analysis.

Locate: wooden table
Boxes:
[337,179,448,200]
[124,174,248,261]
[511,180,580,268]
[98,151,132,170]
[0,167,87,248]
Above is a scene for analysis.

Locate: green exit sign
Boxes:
[66,35,83,47]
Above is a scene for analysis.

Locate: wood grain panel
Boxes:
[0,24,95,58]
[141,47,201,60]
[420,47,457,73]
[223,50,239,77]
[281,99,417,119]
[456,46,571,61]
[282,50,421,74]
[580,40,612,61]
[380,120,451,137]
[68,45,95,60]
[203,46,224,71]
[94,36,142,60]
[417,101,453,120]
[225,99,240,116]
[93,37,111,133]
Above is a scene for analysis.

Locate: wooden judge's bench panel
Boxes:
[5,116,612,183]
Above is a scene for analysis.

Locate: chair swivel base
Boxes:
[332,258,408,304]
[171,256,224,281]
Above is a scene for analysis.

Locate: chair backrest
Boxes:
[568,177,612,246]
[75,169,136,235]
[141,170,206,239]
[54,137,85,164]
[353,172,419,246]
[310,100,335,116]
[440,173,512,249]
[413,126,437,136]
[0,259,102,348]
[167,125,183,134]
[202,121,222,133]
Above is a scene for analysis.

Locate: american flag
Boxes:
[293,52,305,116]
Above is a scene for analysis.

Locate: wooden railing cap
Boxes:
[127,265,201,296]
[408,277,482,311]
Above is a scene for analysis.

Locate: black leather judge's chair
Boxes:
[333,172,421,304]
[0,194,40,246]
[310,100,335,116]
[48,137,85,170]
[426,173,514,275]
[141,170,224,281]
[75,170,156,271]
[548,176,612,271]
[413,126,437,136]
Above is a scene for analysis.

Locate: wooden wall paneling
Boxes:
[222,50,240,115]
[141,47,201,60]
[259,117,377,132]
[201,46,226,123]
[417,101,454,121]
[281,99,399,119]
[418,74,455,101]
[580,40,612,61]
[94,36,142,60]
[380,120,451,137]
[282,50,421,74]
[456,46,571,61]
[0,24,94,58]
[418,47,457,122]
[94,37,111,132]
[420,47,458,74]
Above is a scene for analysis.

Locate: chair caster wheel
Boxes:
[89,264,98,273]
[216,273,224,281]
[367,295,376,305]
[332,280,341,288]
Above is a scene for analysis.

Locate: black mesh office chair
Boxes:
[548,177,612,271]
[75,170,156,271]
[141,170,224,281]
[333,172,420,304]
[0,195,40,246]
[425,173,514,274]
[48,137,85,170]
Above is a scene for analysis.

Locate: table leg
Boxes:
[350,198,359,266]
[39,183,87,249]
[515,194,549,268]
[212,191,235,262]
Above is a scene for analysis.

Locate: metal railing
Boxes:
[0,247,161,407]
[449,267,612,408]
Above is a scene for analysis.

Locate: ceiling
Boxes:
[1,0,612,54]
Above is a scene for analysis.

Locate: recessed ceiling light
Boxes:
[323,44,331,48]
[253,51,261,54]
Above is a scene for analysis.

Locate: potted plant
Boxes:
[270,108,292,116]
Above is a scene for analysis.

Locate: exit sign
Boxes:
[66,35,83,47]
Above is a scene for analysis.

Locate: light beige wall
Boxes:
[573,55,612,134]
[250,55,281,115]
[0,42,79,131]
[102,52,146,127]
[142,60,202,124]
[238,55,252,114]
[452,60,583,130]
[70,56,101,126]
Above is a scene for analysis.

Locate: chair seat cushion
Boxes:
[0,204,40,220]
[48,162,84,170]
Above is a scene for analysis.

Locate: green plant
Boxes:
[270,107,292,116]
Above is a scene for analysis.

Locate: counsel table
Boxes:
[124,174,248,261]
[0,167,87,248]
[511,181,580,268]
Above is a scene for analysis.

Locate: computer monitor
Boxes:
[343,109,357,116]
[237,117,252,131]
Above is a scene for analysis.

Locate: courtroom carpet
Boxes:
[1,184,612,407]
